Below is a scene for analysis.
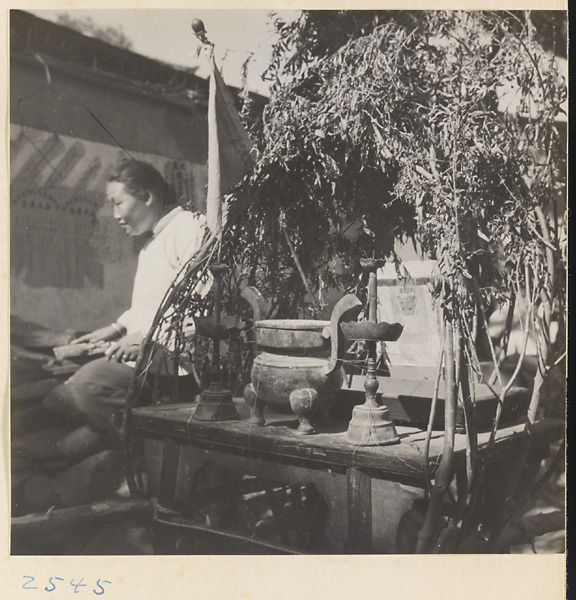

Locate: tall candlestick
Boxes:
[194,264,239,421]
[346,259,399,445]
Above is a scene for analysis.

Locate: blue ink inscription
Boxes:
[21,576,112,595]
[93,580,112,596]
[44,577,64,592]
[70,578,87,594]
[22,576,38,590]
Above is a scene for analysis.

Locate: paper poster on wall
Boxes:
[377,260,441,378]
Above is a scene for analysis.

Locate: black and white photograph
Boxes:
[3,3,567,597]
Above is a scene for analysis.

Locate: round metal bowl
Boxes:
[254,319,330,350]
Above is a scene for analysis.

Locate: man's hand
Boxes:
[73,325,121,345]
[104,332,144,363]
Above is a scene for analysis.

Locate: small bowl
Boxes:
[340,321,403,342]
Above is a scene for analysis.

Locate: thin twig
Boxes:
[416,311,457,553]
[423,328,446,492]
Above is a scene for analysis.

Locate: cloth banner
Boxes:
[206,54,255,239]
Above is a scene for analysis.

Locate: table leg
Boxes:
[158,438,181,508]
[347,467,372,553]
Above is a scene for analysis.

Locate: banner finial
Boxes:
[191,19,210,45]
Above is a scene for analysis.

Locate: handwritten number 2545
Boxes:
[22,576,112,595]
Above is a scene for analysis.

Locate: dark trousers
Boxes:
[44,357,199,431]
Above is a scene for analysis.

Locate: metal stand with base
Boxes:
[346,259,399,446]
[194,264,239,422]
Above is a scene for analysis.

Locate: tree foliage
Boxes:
[224,11,566,326]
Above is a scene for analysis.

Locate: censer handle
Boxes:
[241,285,267,322]
[322,294,362,376]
